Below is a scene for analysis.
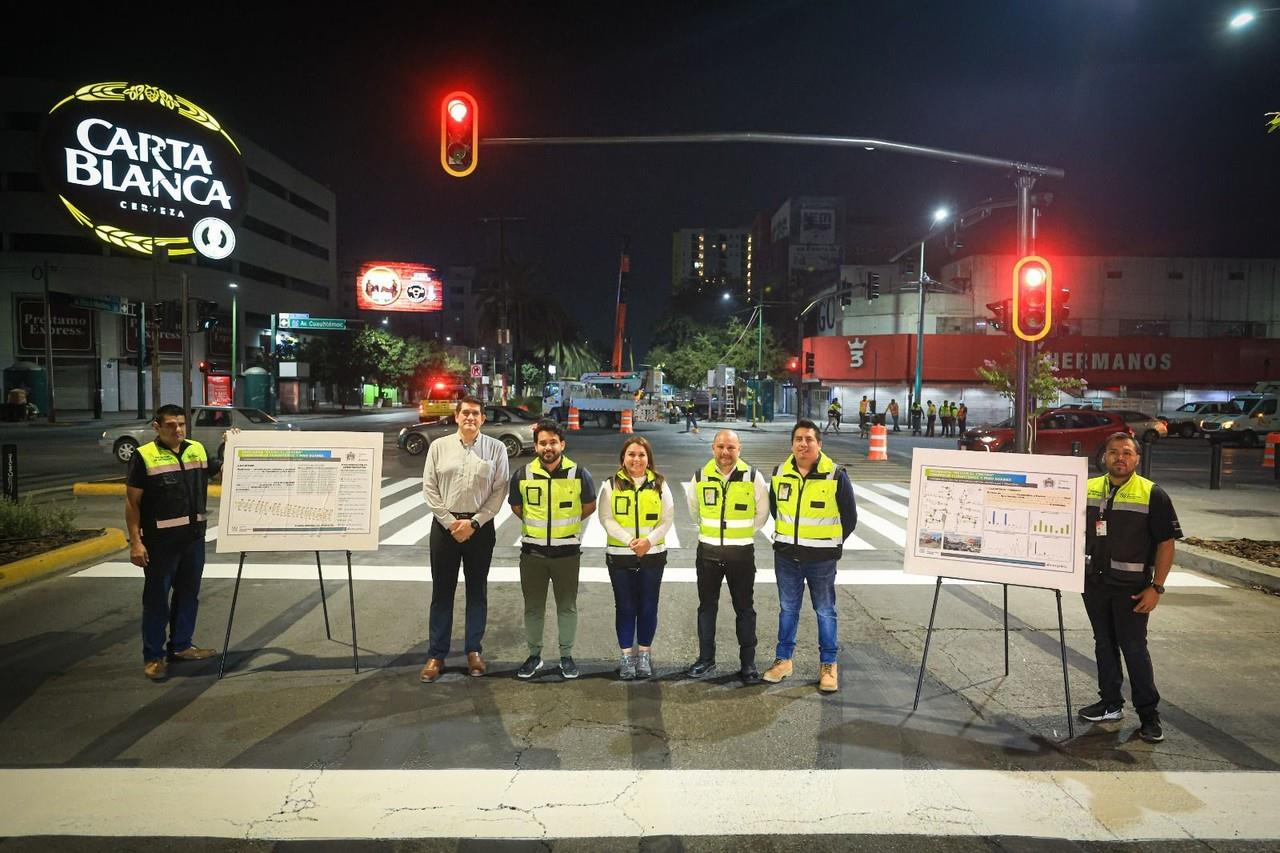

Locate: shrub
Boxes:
[0,498,77,540]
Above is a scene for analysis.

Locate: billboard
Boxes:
[799,207,836,244]
[355,262,443,313]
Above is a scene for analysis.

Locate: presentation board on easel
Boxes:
[903,448,1087,593]
[215,431,384,553]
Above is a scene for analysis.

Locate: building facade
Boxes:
[671,228,753,300]
[0,77,337,413]
[800,253,1280,423]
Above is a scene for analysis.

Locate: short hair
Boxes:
[532,418,564,442]
[153,404,185,424]
[791,419,822,443]
[1104,432,1140,454]
[454,395,484,413]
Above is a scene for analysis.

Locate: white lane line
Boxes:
[70,562,1227,588]
[379,491,426,527]
[873,483,912,499]
[381,515,433,547]
[852,483,908,518]
[852,507,907,547]
[1,767,1273,841]
[205,525,218,542]
[380,477,420,500]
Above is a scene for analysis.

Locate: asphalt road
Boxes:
[1,419,1278,849]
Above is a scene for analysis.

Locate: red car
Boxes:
[959,408,1133,470]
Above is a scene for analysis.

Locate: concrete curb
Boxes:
[1175,542,1280,594]
[0,528,128,591]
[73,482,221,498]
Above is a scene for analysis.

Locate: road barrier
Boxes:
[619,408,634,434]
[567,407,581,431]
[1264,432,1279,469]
[868,424,888,461]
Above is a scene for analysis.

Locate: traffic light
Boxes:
[986,298,1012,332]
[804,352,815,373]
[1052,287,1071,337]
[197,300,219,331]
[198,360,218,373]
[440,91,478,178]
[1012,255,1053,342]
[867,271,881,300]
[786,355,800,372]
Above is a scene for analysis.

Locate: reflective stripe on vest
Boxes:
[772,453,842,548]
[1087,473,1157,577]
[519,456,584,547]
[605,470,666,556]
[694,458,757,547]
[137,439,209,531]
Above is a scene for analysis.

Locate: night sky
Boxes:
[7,1,1279,353]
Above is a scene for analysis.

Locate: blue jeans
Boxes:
[608,560,665,648]
[142,536,206,662]
[773,554,839,664]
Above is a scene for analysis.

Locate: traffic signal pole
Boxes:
[1014,175,1035,454]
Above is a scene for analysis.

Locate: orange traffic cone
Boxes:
[620,408,634,434]
[568,407,581,431]
[1264,432,1279,468]
[868,424,888,461]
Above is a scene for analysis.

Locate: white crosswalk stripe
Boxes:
[201,478,910,553]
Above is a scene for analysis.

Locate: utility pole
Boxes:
[479,216,524,400]
[151,246,165,412]
[180,273,191,419]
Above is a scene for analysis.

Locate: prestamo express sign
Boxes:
[40,81,247,260]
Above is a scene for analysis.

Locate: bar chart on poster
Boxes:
[215,431,384,553]
[904,449,1087,593]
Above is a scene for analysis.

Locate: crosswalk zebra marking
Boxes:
[874,482,912,499]
[851,484,909,518]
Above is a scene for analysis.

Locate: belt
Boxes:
[451,512,477,519]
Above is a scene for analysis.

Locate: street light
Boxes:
[381,317,389,326]
[721,291,731,301]
[1229,7,1279,27]
[228,282,238,405]
[913,207,951,409]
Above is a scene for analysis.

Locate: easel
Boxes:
[218,550,359,678]
[912,577,1074,738]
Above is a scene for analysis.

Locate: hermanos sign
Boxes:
[40,82,247,260]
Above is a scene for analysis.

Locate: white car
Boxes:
[100,406,298,463]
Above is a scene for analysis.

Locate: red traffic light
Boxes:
[440,91,478,178]
[787,356,800,372]
[1012,255,1053,342]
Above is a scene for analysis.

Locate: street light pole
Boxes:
[1013,175,1036,453]
[912,208,950,412]
[754,299,763,426]
[229,282,238,405]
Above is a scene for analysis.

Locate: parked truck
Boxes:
[543,371,644,428]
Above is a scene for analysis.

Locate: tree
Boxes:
[647,315,790,390]
[353,328,429,399]
[299,334,363,410]
[976,349,1087,405]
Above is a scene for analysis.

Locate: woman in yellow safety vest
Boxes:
[598,435,675,680]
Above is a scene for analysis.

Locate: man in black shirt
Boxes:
[1080,432,1182,742]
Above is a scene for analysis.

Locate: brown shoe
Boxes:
[419,658,445,683]
[761,658,792,683]
[818,663,839,693]
[467,652,487,677]
[169,645,217,662]
[143,659,167,681]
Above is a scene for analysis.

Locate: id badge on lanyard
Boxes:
[1095,485,1118,538]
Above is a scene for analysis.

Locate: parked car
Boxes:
[99,406,299,463]
[1156,401,1243,439]
[1107,409,1167,443]
[958,407,1133,470]
[397,405,537,458]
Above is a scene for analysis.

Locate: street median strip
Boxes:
[74,482,222,498]
[0,528,128,590]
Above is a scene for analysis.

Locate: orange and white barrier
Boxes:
[619,408,634,434]
[868,424,888,461]
[567,407,581,431]
[1264,432,1280,468]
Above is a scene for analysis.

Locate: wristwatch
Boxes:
[1150,583,1165,595]
[469,518,481,531]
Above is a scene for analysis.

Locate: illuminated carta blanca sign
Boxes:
[40,82,248,260]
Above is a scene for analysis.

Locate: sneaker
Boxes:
[818,663,839,693]
[761,658,792,683]
[1078,700,1124,722]
[168,645,216,661]
[516,655,543,680]
[636,650,653,679]
[619,652,636,681]
[559,657,579,680]
[143,659,167,681]
[1139,714,1165,743]
[687,659,716,678]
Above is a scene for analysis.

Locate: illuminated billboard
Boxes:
[356,262,443,313]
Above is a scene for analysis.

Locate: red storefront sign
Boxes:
[805,334,1280,387]
[14,298,95,354]
[205,374,232,406]
[123,317,182,354]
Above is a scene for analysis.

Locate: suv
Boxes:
[1199,394,1280,447]
[1156,401,1242,439]
[959,407,1133,470]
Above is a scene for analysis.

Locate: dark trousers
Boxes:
[695,549,757,665]
[428,519,496,658]
[926,415,936,436]
[891,414,900,432]
[1082,578,1160,715]
[141,535,206,662]
[608,558,665,648]
[958,418,967,434]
